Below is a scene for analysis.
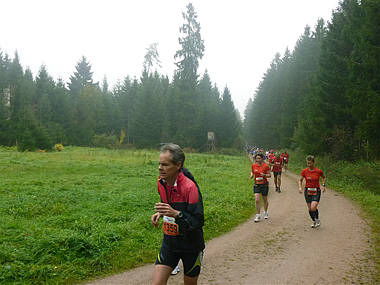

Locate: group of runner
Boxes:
[250,149,326,229]
[151,144,326,284]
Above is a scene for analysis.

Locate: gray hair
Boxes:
[306,155,315,162]
[160,143,185,168]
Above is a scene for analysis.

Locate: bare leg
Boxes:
[262,195,269,212]
[184,275,199,285]
[152,265,172,285]
[255,193,261,214]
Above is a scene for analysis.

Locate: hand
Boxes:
[154,203,178,218]
[151,212,161,227]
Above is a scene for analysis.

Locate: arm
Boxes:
[321,173,327,192]
[178,186,204,232]
[298,176,304,193]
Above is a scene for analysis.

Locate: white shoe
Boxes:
[314,219,321,228]
[263,211,269,219]
[171,265,180,275]
[254,214,261,222]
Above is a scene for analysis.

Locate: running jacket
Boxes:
[158,170,205,252]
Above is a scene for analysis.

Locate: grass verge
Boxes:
[0,147,254,284]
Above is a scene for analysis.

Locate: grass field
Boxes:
[287,150,380,282]
[0,147,253,284]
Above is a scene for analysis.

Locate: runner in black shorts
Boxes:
[298,155,326,228]
[151,144,204,285]
[250,153,271,222]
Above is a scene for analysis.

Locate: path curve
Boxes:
[86,171,373,284]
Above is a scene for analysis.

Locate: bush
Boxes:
[54,144,64,152]
[91,134,118,149]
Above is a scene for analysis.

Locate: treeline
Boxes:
[0,3,241,151]
[244,0,379,160]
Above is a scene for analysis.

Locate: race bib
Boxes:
[162,216,179,236]
[255,177,263,181]
[275,162,280,165]
[307,188,317,196]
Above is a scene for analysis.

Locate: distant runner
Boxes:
[298,155,327,228]
[270,152,284,192]
[250,153,271,222]
[151,143,205,285]
[282,151,289,171]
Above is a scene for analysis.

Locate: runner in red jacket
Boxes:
[152,143,204,285]
[298,155,327,228]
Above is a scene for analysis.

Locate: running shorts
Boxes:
[273,171,282,177]
[304,187,321,203]
[156,247,203,277]
[254,183,269,196]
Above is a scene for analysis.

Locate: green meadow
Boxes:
[0,147,253,284]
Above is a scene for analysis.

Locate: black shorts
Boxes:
[254,183,269,196]
[304,188,321,203]
[156,246,203,277]
[273,171,282,177]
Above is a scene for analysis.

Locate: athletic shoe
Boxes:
[171,265,180,275]
[314,219,321,228]
[254,214,261,222]
[311,221,316,228]
[263,211,269,219]
[278,187,281,193]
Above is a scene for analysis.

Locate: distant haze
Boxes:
[0,0,340,114]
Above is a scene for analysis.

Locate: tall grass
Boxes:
[0,147,253,284]
[287,149,380,282]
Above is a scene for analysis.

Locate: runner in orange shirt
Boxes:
[298,155,327,228]
[250,153,271,222]
[270,152,284,192]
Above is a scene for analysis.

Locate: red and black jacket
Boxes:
[158,169,205,252]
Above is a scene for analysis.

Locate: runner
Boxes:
[250,153,271,222]
[283,151,289,171]
[151,143,205,285]
[269,152,284,192]
[298,155,327,228]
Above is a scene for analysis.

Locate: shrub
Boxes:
[54,144,64,152]
[91,134,118,149]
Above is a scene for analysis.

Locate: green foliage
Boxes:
[244,0,380,160]
[91,134,118,149]
[0,147,253,284]
[0,3,243,151]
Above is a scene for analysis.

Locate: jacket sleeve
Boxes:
[177,185,204,232]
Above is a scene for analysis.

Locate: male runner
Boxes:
[151,143,204,285]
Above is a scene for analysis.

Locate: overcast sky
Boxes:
[0,0,341,115]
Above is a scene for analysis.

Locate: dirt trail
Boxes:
[87,171,373,285]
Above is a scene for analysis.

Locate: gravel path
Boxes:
[86,171,374,285]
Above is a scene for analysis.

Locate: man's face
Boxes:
[158,151,181,181]
[307,160,314,168]
[255,155,262,163]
